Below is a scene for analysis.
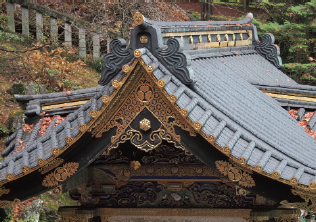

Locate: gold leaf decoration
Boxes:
[281,188,316,212]
[42,162,79,187]
[215,160,255,188]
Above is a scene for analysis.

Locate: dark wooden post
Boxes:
[201,0,205,21]
[243,0,247,14]
[206,0,212,20]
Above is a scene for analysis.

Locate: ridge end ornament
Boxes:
[255,33,282,68]
[99,39,133,86]
[157,38,195,85]
[134,12,143,26]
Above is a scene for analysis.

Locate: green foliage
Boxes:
[0,123,15,137]
[0,30,24,42]
[254,2,316,84]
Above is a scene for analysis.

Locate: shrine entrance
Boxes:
[59,141,300,222]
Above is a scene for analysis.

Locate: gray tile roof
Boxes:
[15,87,104,117]
[140,48,316,186]
[3,47,316,189]
[0,83,118,181]
[185,49,297,87]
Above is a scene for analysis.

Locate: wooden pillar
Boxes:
[6,3,15,32]
[36,12,43,42]
[64,23,72,47]
[206,0,212,20]
[79,28,86,58]
[21,7,29,36]
[201,0,205,21]
[92,33,100,59]
[243,0,247,14]
[50,17,58,46]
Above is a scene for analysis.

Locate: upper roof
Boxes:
[2,12,316,204]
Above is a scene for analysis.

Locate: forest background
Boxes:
[0,1,315,221]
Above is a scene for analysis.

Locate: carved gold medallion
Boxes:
[140,36,148,44]
[134,12,143,25]
[216,160,255,188]
[140,118,151,131]
[42,162,79,187]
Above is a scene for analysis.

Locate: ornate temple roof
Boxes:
[2,12,316,209]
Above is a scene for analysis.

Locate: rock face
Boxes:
[9,111,24,130]
[7,84,26,95]
[20,199,43,222]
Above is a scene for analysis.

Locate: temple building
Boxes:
[1,12,316,221]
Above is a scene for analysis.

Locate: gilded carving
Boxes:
[52,185,62,195]
[134,12,143,26]
[112,80,121,89]
[134,49,142,58]
[96,164,219,181]
[93,63,196,153]
[0,186,10,198]
[180,109,188,117]
[290,177,298,186]
[140,36,148,44]
[42,162,79,187]
[52,148,60,155]
[157,80,165,88]
[130,161,141,170]
[39,158,64,174]
[136,85,153,102]
[146,65,154,73]
[5,173,14,181]
[281,187,316,212]
[193,122,201,131]
[22,166,30,173]
[215,160,255,188]
[122,64,130,73]
[272,171,280,180]
[139,118,151,131]
[223,146,230,155]
[54,167,68,182]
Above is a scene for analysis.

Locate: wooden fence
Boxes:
[5,2,118,59]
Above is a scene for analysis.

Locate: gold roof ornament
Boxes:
[134,12,143,26]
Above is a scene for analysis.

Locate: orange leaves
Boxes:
[289,109,316,140]
[54,116,67,128]
[38,115,67,136]
[23,124,33,133]
[19,46,85,92]
[288,109,298,119]
[39,117,53,136]
[16,139,25,152]
[12,197,38,220]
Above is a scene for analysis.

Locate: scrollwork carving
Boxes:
[99,39,133,86]
[255,33,282,68]
[281,187,316,212]
[157,38,194,85]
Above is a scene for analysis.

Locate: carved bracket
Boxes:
[157,38,194,85]
[99,39,133,86]
[255,33,282,69]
